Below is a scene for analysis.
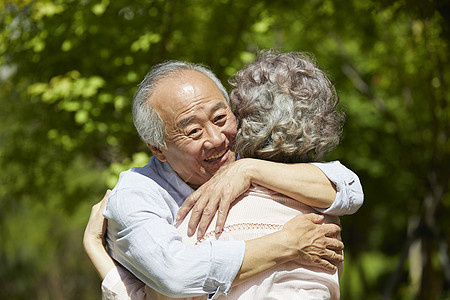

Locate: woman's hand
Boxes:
[83,190,116,280]
[84,190,110,249]
[176,159,253,240]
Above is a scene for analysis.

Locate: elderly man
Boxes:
[88,60,362,298]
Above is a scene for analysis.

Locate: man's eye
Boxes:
[214,115,226,123]
[188,128,201,136]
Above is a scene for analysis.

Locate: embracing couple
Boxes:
[83,50,364,300]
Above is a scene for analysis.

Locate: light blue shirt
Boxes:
[311,161,364,215]
[104,157,363,298]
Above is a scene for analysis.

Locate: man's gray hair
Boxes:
[229,50,345,163]
[132,61,230,149]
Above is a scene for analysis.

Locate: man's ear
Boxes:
[147,143,167,162]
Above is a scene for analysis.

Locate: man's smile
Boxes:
[204,149,227,162]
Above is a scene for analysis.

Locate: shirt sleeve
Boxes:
[104,186,245,298]
[310,161,364,216]
[102,266,147,300]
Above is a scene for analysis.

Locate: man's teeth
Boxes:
[205,150,226,161]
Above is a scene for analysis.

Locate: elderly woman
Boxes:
[84,51,363,299]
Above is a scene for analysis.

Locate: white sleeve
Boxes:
[102,266,148,300]
[311,161,364,216]
[104,186,245,298]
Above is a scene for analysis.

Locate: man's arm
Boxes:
[234,213,343,286]
[84,194,149,300]
[177,158,363,239]
[105,186,245,298]
[84,191,206,300]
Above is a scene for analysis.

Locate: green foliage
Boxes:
[1,0,449,298]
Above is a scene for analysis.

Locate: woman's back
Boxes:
[177,184,342,300]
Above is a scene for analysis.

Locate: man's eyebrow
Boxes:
[212,102,227,112]
[178,116,194,129]
[177,102,228,129]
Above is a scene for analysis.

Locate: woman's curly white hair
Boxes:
[229,50,345,163]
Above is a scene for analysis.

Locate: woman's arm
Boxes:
[177,158,362,239]
[176,159,335,238]
[246,159,337,208]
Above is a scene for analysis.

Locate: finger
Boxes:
[99,190,111,210]
[196,197,220,239]
[317,259,338,274]
[324,237,344,251]
[305,256,338,274]
[303,213,325,224]
[91,190,111,214]
[187,199,208,237]
[320,223,342,237]
[176,193,199,222]
[103,189,111,200]
[214,199,231,233]
[322,249,344,266]
[91,203,101,215]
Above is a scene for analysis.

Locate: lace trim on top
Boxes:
[195,222,283,245]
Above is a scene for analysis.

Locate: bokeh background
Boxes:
[1,0,449,299]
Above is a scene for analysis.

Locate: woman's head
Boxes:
[230,50,345,163]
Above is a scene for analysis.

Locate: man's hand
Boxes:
[233,213,344,285]
[282,213,344,272]
[176,159,253,239]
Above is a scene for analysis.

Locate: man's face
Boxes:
[149,70,237,188]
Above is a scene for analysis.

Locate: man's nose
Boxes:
[204,125,225,148]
